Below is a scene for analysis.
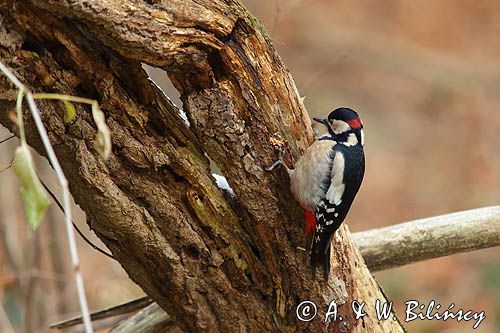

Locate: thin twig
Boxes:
[0,62,24,89]
[301,53,345,95]
[25,92,93,333]
[32,93,112,159]
[0,62,94,333]
[24,229,41,333]
[50,297,153,330]
[0,163,11,174]
[16,88,26,142]
[32,93,96,105]
[41,181,115,259]
[0,134,15,144]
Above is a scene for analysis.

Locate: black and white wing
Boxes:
[310,151,347,278]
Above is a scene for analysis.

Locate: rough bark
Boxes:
[0,1,404,332]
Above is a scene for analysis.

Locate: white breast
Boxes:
[290,140,336,210]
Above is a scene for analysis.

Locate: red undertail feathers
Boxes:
[305,209,316,235]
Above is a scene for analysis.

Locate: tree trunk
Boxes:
[0,1,404,332]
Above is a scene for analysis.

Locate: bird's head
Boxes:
[313,107,364,144]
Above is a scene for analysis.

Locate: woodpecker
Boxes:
[267,107,365,279]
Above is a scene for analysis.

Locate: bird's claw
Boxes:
[265,147,292,175]
[265,148,286,171]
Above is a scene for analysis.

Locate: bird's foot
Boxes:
[265,147,292,175]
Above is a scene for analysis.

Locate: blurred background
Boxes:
[1,0,500,332]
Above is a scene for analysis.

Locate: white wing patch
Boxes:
[325,152,345,205]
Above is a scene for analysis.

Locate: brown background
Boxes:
[0,1,499,332]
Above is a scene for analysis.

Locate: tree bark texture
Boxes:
[0,1,404,332]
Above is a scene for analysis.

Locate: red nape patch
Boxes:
[347,117,362,129]
[305,210,316,235]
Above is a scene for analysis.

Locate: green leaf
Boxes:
[63,101,77,124]
[12,144,51,229]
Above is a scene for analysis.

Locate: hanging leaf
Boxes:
[12,143,51,229]
[91,103,111,159]
[63,101,77,124]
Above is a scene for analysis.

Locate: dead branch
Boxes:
[353,205,500,271]
[109,303,176,333]
[49,297,153,330]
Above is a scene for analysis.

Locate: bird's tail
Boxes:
[310,231,333,279]
[309,218,343,280]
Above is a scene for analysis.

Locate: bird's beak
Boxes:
[313,117,328,125]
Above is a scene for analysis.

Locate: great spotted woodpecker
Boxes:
[267,107,365,279]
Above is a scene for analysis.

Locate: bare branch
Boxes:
[0,134,15,144]
[50,297,153,330]
[0,163,11,174]
[41,180,115,260]
[109,303,175,333]
[352,206,500,272]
